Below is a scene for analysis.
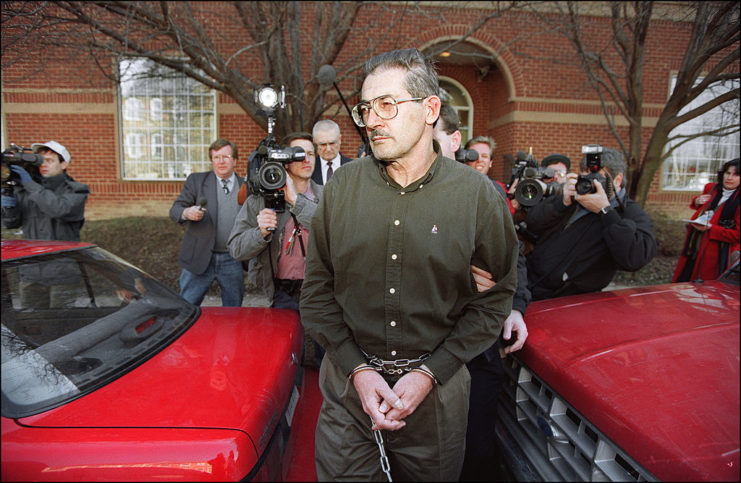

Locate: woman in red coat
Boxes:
[673,158,740,282]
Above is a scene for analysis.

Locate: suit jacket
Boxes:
[311,153,353,185]
[169,171,244,275]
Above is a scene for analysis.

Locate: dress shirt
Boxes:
[321,154,341,184]
[300,144,518,384]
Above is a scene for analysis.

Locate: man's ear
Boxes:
[424,96,441,125]
[613,172,624,190]
[451,130,462,153]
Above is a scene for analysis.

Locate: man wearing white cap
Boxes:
[1,140,90,241]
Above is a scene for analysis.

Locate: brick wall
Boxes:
[1,3,727,220]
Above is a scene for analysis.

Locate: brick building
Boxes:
[1,2,738,220]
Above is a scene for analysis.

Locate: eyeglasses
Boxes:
[351,95,425,127]
[212,155,233,162]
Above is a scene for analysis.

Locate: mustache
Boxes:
[369,130,392,140]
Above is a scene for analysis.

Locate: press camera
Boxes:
[246,85,306,213]
[576,144,611,196]
[454,148,479,163]
[1,144,44,195]
[508,149,560,207]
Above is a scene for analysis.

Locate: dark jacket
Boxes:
[525,190,657,300]
[1,173,89,241]
[169,171,244,275]
[310,153,353,185]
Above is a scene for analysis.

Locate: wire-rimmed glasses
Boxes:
[351,95,425,127]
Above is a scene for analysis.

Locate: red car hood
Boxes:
[7,307,302,462]
[520,281,740,482]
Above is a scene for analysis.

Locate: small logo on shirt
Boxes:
[431,224,438,234]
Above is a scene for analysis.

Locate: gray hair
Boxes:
[579,147,626,176]
[312,119,341,139]
[363,48,439,99]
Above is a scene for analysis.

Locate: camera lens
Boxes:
[258,162,287,191]
[515,179,544,207]
[575,176,596,195]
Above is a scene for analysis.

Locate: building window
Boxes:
[662,76,740,191]
[118,58,217,180]
[439,77,474,145]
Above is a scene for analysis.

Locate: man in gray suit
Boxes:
[169,138,245,306]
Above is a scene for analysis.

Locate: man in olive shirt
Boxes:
[300,48,518,481]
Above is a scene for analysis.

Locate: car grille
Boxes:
[497,355,657,482]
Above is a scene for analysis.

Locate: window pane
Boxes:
[439,78,474,146]
[662,76,740,191]
[119,58,217,181]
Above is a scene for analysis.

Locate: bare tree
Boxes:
[1,1,418,138]
[525,1,740,205]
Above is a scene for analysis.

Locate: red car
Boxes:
[1,239,312,481]
[496,261,740,481]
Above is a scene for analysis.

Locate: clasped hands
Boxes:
[352,366,434,431]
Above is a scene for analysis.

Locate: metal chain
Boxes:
[370,416,393,482]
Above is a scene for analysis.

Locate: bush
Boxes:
[3,211,683,290]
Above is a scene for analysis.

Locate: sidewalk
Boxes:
[201,289,269,307]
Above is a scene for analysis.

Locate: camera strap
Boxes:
[289,213,306,257]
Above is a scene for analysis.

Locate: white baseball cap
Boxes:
[31,141,71,164]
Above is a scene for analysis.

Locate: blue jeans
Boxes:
[179,252,244,307]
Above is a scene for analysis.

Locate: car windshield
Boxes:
[1,246,197,418]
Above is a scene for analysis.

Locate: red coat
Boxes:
[673,183,740,282]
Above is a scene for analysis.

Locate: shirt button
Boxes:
[391,350,397,356]
[400,191,405,195]
[391,254,397,260]
[389,288,395,294]
[390,321,396,327]
[394,219,400,225]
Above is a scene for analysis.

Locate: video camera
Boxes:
[508,148,560,207]
[246,85,306,213]
[1,144,44,195]
[454,148,479,163]
[576,144,611,196]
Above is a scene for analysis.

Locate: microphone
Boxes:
[317,64,369,149]
[317,64,336,87]
[197,197,207,211]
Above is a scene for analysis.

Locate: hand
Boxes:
[501,310,528,354]
[283,175,297,206]
[471,264,495,292]
[695,194,711,207]
[1,195,18,208]
[352,369,407,431]
[257,207,278,238]
[381,369,434,426]
[562,173,578,206]
[183,205,206,222]
[574,178,610,213]
[690,221,711,232]
[10,165,32,185]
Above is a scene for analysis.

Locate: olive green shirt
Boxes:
[299,143,518,384]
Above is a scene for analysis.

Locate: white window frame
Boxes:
[662,75,740,191]
[439,76,474,145]
[118,58,217,181]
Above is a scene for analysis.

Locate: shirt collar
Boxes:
[376,139,442,192]
[322,154,341,166]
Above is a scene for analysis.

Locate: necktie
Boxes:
[326,161,333,181]
[221,178,229,194]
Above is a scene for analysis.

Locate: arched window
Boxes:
[439,77,474,145]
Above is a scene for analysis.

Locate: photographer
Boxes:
[227,132,323,363]
[525,146,657,300]
[1,141,89,241]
